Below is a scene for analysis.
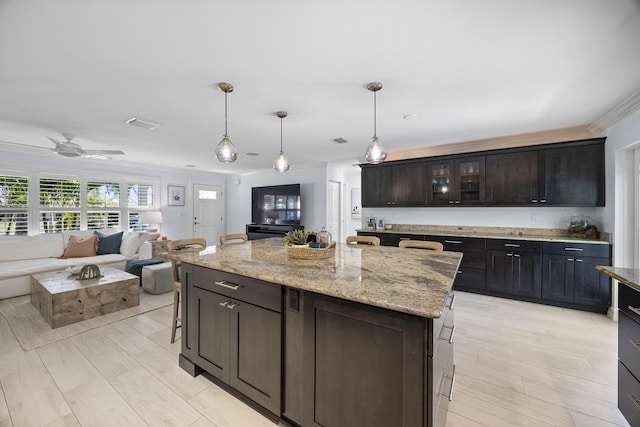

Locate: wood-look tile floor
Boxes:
[0,292,630,426]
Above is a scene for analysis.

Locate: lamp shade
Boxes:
[140,211,163,225]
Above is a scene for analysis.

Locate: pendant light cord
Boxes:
[224,90,228,137]
[373,90,377,139]
[280,116,284,153]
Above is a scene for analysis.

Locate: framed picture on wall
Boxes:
[168,185,185,206]
[351,188,361,219]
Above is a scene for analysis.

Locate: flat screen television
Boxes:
[251,184,301,225]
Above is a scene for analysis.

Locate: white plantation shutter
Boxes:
[39,177,81,233]
[0,174,29,235]
[87,181,120,230]
[127,182,155,230]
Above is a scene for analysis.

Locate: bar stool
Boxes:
[219,233,248,245]
[398,240,443,251]
[345,235,380,246]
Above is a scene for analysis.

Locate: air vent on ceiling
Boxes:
[124,117,161,130]
[332,137,349,144]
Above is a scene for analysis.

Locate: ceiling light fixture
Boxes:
[364,82,387,164]
[273,111,290,173]
[215,82,238,163]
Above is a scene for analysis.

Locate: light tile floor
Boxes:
[0,292,631,426]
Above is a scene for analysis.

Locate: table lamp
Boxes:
[140,211,163,241]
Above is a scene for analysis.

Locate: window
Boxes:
[87,181,120,230]
[0,170,159,236]
[39,177,81,233]
[0,174,29,235]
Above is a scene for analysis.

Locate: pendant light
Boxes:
[215,82,239,163]
[364,82,387,164]
[273,111,290,173]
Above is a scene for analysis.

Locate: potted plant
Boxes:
[284,229,310,247]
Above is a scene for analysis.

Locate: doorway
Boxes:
[327,180,342,243]
[193,184,223,245]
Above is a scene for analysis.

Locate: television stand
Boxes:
[246,224,304,240]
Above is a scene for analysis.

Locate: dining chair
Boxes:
[219,233,248,245]
[345,235,381,246]
[167,237,207,343]
[398,240,444,251]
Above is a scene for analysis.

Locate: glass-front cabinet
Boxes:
[427,156,485,205]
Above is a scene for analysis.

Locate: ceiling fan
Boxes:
[46,133,125,159]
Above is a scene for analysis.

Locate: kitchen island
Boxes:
[172,238,462,427]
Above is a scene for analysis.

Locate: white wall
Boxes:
[225,166,328,236]
[0,152,227,240]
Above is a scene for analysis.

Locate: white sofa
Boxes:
[0,229,152,299]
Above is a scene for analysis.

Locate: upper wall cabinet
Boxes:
[360,137,605,208]
[427,156,485,206]
[362,161,427,207]
[538,142,605,206]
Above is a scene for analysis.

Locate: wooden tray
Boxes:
[286,241,336,259]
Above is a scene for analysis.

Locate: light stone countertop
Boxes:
[358,224,611,244]
[596,266,640,293]
[171,238,463,318]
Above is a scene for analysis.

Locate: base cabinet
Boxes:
[618,284,640,425]
[186,265,282,415]
[486,240,541,298]
[284,289,455,427]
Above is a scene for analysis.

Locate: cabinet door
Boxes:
[428,160,454,205]
[391,162,427,206]
[511,252,541,298]
[486,250,512,293]
[539,142,605,206]
[573,256,610,309]
[485,151,538,205]
[302,294,424,427]
[361,165,392,207]
[229,301,282,414]
[455,157,484,205]
[192,287,231,381]
[542,254,575,303]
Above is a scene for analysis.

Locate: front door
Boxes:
[327,180,341,243]
[193,184,223,245]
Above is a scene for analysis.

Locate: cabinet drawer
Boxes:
[453,267,486,290]
[620,283,640,324]
[618,361,640,427]
[437,236,486,251]
[192,266,282,312]
[431,291,455,358]
[487,239,541,253]
[619,311,640,379]
[542,241,610,258]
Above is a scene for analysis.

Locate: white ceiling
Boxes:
[0,0,639,175]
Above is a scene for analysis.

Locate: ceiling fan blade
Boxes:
[84,150,125,155]
[47,136,64,145]
[0,140,55,152]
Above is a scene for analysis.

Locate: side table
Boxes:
[148,239,171,261]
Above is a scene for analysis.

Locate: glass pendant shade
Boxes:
[216,82,238,163]
[365,136,387,164]
[273,151,290,172]
[215,136,238,162]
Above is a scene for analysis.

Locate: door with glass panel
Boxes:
[193,184,223,245]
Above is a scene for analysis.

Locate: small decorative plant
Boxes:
[284,229,310,246]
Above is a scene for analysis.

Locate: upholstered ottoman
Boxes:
[141,262,173,294]
[124,258,164,277]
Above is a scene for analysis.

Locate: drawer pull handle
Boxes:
[448,293,456,310]
[575,259,583,262]
[399,237,411,241]
[540,199,547,203]
[440,324,456,343]
[219,301,228,307]
[630,394,640,410]
[447,365,456,401]
[214,280,241,290]
[628,306,640,316]
[444,240,462,244]
[629,339,640,352]
[567,258,574,262]
[226,303,238,309]
[504,243,520,248]
[564,247,584,252]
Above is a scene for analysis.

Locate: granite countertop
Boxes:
[171,238,462,318]
[357,224,611,245]
[596,266,640,292]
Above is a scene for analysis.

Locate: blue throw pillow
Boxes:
[94,230,124,255]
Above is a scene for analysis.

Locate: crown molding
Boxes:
[588,87,640,134]
[386,125,603,161]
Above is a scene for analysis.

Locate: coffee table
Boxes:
[31,266,139,328]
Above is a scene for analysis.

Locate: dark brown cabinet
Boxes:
[485,151,538,205]
[486,240,541,298]
[284,289,455,427]
[186,266,282,414]
[541,242,610,312]
[362,161,427,207]
[427,156,484,206]
[538,142,605,206]
[426,235,487,291]
[618,283,640,425]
